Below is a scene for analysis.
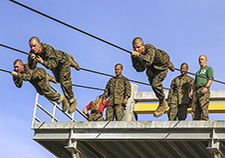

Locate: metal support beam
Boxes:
[65,130,81,158]
[207,129,225,158]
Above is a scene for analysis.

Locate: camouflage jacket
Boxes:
[131,44,170,72]
[167,75,194,105]
[102,76,131,105]
[13,64,46,88]
[28,43,69,70]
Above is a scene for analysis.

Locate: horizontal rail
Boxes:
[135,102,225,114]
[37,103,59,122]
[134,90,225,102]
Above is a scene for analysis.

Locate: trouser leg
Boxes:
[148,68,168,101]
[88,113,104,121]
[106,105,114,121]
[191,90,202,120]
[177,104,188,120]
[199,89,210,120]
[168,103,178,121]
[53,60,75,103]
[115,104,125,121]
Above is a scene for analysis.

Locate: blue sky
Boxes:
[1,0,225,157]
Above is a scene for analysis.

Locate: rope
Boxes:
[0,68,104,91]
[175,68,225,85]
[0,43,169,90]
[8,0,224,86]
[9,0,131,54]
[0,68,11,73]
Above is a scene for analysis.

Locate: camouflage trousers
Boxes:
[106,104,124,121]
[191,87,210,120]
[30,69,62,104]
[168,104,188,121]
[52,59,75,103]
[88,113,104,121]
[146,66,168,101]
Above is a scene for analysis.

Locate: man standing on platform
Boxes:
[28,37,79,114]
[131,37,174,117]
[102,63,131,121]
[167,63,194,120]
[189,55,214,121]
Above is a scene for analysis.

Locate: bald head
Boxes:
[132,37,144,46]
[29,37,40,43]
[132,37,145,54]
[199,55,207,68]
[13,59,23,66]
[13,59,24,73]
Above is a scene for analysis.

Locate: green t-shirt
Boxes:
[195,66,214,87]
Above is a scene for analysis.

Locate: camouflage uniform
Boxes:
[13,64,63,104]
[85,100,108,121]
[132,44,171,101]
[192,87,210,120]
[102,76,131,121]
[167,75,194,120]
[28,43,75,104]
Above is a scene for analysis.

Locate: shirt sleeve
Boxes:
[138,45,155,67]
[13,76,23,88]
[41,45,58,70]
[102,79,111,100]
[17,69,33,81]
[207,67,214,79]
[28,51,38,70]
[104,100,108,108]
[131,56,146,72]
[124,78,131,99]
[167,78,175,102]
[188,77,195,104]
[86,101,92,110]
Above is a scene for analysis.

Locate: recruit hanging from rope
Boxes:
[8,0,224,85]
[0,43,170,90]
[0,67,104,91]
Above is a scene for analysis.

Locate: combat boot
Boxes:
[69,55,80,71]
[168,61,175,72]
[62,97,68,112]
[47,74,57,83]
[154,99,168,117]
[68,99,77,114]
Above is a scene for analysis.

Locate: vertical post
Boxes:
[123,84,138,121]
[52,102,57,122]
[31,93,39,128]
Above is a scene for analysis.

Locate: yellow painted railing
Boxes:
[135,102,225,114]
